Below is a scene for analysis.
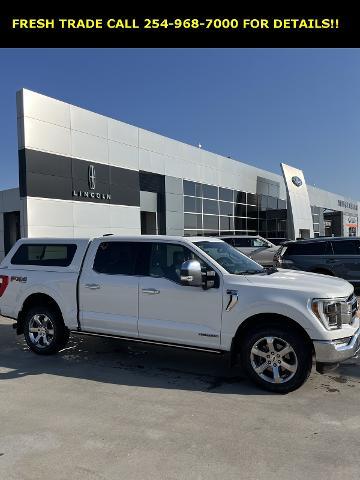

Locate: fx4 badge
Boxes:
[10,276,27,283]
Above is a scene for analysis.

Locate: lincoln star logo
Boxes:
[72,164,111,201]
[88,165,96,190]
[291,176,302,187]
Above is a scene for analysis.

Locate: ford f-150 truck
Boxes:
[0,236,359,393]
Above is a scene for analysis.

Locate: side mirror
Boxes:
[180,260,203,287]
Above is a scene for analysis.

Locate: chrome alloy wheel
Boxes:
[250,336,298,384]
[28,314,55,348]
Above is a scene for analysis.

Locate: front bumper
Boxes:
[314,327,360,363]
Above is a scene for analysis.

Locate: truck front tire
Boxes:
[23,306,69,355]
[240,324,312,393]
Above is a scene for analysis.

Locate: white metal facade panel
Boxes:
[140,191,157,213]
[281,163,314,239]
[23,117,72,157]
[2,88,357,246]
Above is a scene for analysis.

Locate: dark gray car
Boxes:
[274,237,360,285]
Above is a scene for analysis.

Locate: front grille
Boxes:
[352,301,358,318]
[347,293,358,320]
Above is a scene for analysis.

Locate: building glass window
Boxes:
[219,201,233,216]
[234,204,246,217]
[247,193,257,205]
[277,199,286,210]
[247,219,258,231]
[234,191,246,204]
[183,180,287,239]
[203,199,218,215]
[184,213,202,230]
[267,196,278,210]
[183,180,196,196]
[184,196,202,213]
[184,196,195,213]
[311,205,321,236]
[220,216,234,230]
[195,183,203,197]
[202,184,218,200]
[234,218,247,230]
[247,204,258,218]
[203,215,219,230]
[219,187,233,202]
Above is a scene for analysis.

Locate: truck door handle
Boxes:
[85,283,101,290]
[326,259,337,264]
[142,288,160,295]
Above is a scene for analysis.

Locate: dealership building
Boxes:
[0,88,359,260]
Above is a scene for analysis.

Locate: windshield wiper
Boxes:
[239,269,265,275]
[264,266,278,275]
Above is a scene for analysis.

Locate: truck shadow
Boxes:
[0,322,272,396]
[337,362,360,380]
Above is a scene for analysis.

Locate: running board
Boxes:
[71,330,224,354]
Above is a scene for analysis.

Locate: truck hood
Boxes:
[227,268,353,299]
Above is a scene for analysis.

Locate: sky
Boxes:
[0,48,359,200]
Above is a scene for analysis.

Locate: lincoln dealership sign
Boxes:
[88,165,96,190]
[72,190,112,200]
[72,164,112,200]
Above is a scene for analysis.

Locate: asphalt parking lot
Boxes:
[1,313,360,480]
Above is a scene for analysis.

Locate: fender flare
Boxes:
[16,285,68,323]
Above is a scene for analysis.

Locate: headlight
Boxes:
[311,299,348,330]
[278,259,294,266]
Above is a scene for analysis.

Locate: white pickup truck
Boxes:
[0,236,359,393]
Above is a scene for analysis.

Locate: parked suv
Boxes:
[274,237,360,285]
[220,235,279,266]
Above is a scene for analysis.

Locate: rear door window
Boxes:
[221,238,234,246]
[332,240,360,255]
[284,241,331,256]
[233,238,252,247]
[93,242,151,275]
[251,238,268,248]
[11,244,77,267]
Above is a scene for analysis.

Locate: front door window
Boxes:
[149,243,205,284]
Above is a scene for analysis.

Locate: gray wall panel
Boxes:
[19,148,140,207]
[166,193,183,213]
[165,176,183,195]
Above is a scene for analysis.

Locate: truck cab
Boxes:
[1,235,359,393]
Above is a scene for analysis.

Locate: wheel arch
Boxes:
[16,293,64,335]
[230,313,313,366]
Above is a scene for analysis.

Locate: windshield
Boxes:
[194,241,265,275]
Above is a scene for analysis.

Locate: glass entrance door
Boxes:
[4,211,20,254]
[141,211,158,235]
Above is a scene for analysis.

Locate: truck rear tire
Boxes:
[23,306,69,355]
[240,324,312,393]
